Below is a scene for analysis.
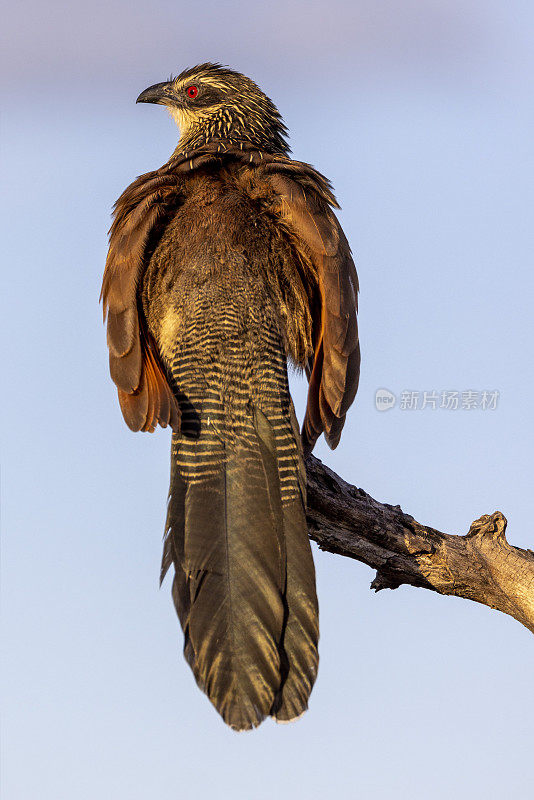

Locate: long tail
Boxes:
[161,405,319,731]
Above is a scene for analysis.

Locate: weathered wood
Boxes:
[305,455,534,633]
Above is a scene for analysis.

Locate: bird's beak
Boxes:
[136,81,173,105]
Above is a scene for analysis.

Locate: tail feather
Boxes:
[253,404,319,721]
[163,409,319,730]
[271,497,319,722]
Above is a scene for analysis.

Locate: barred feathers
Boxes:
[162,417,318,729]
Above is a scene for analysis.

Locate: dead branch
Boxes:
[305,455,534,633]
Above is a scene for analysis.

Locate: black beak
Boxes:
[136,81,173,105]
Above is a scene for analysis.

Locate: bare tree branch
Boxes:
[305,455,534,634]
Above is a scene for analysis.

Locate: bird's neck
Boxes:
[172,110,290,157]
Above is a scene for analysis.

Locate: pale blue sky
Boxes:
[2,2,533,798]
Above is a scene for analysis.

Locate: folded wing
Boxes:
[264,164,360,453]
[101,171,182,432]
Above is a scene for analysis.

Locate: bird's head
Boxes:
[136,63,289,155]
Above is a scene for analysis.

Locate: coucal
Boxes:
[101,63,360,730]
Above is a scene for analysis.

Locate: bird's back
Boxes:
[143,168,309,490]
[144,174,289,448]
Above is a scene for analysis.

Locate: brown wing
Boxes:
[101,171,181,432]
[266,168,360,454]
[101,146,263,433]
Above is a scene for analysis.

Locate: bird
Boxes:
[101,63,360,731]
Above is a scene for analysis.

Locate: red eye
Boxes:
[187,85,198,99]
